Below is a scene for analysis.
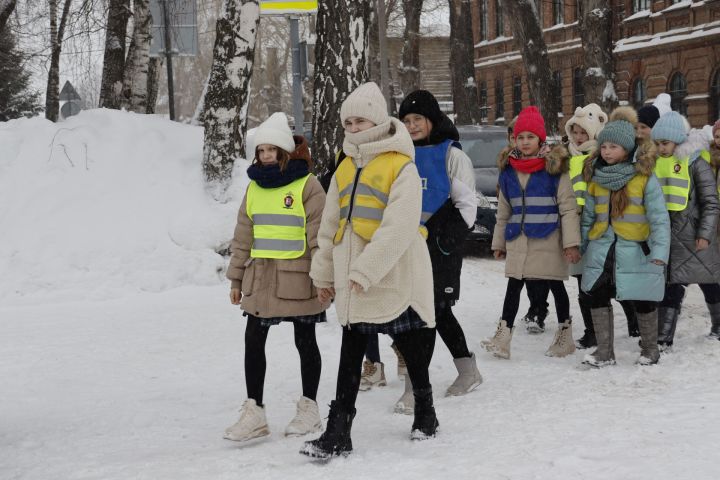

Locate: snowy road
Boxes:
[2,257,719,480]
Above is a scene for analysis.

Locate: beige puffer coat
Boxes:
[491,146,581,280]
[227,137,328,318]
[310,118,435,327]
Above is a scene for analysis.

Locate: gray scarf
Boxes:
[592,161,636,192]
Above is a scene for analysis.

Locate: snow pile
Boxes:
[0,109,249,304]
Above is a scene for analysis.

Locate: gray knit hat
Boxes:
[651,111,688,144]
[340,82,389,126]
[597,119,636,152]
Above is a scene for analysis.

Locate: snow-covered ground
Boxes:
[2,111,719,480]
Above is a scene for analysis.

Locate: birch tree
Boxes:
[312,0,373,178]
[502,0,559,134]
[45,0,73,122]
[579,0,617,111]
[0,0,16,33]
[201,0,260,189]
[99,0,130,109]
[449,0,481,124]
[121,0,151,113]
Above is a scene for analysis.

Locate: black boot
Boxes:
[410,387,439,440]
[575,298,596,349]
[657,306,680,351]
[300,401,356,459]
[621,301,640,337]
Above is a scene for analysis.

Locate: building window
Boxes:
[633,0,650,12]
[552,0,564,25]
[495,0,504,37]
[495,77,505,122]
[512,75,522,116]
[480,0,489,40]
[553,70,563,114]
[711,68,720,124]
[573,68,585,109]
[669,72,688,116]
[632,78,646,111]
[480,81,489,122]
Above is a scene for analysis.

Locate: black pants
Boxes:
[661,283,720,309]
[335,327,436,411]
[364,334,381,363]
[584,283,656,314]
[435,300,471,359]
[244,317,322,406]
[502,278,570,328]
[526,280,550,314]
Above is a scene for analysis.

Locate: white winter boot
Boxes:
[394,374,414,415]
[224,399,270,442]
[545,320,576,357]
[445,353,483,396]
[481,320,514,359]
[285,396,323,437]
[359,360,387,391]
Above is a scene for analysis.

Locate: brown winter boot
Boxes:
[481,320,513,359]
[582,306,615,367]
[637,310,660,365]
[545,320,576,357]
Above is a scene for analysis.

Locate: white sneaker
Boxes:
[224,399,270,442]
[359,360,387,391]
[285,396,323,437]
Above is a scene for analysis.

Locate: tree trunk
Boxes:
[99,0,130,109]
[265,46,283,115]
[502,0,559,135]
[312,0,373,180]
[201,0,260,189]
[579,0,617,112]
[399,0,422,96]
[45,0,73,122]
[121,0,151,113]
[450,0,481,125]
[0,0,17,33]
[146,57,163,113]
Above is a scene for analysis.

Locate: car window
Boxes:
[460,136,508,168]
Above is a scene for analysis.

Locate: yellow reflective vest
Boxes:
[246,174,311,259]
[334,152,426,244]
[588,174,650,241]
[569,154,589,207]
[654,155,691,211]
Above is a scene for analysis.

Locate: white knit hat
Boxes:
[253,112,296,153]
[340,82,389,126]
[653,93,672,118]
[564,103,608,141]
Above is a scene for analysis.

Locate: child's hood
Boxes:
[674,129,710,163]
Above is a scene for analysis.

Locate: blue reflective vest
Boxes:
[499,167,560,241]
[415,139,456,224]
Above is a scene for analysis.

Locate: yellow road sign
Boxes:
[260,0,317,14]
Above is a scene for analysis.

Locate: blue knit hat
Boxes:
[651,111,687,144]
[597,120,636,152]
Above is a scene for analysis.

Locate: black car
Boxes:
[456,125,509,245]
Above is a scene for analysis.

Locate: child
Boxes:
[635,105,660,141]
[224,112,328,441]
[301,82,437,459]
[395,89,483,413]
[651,112,720,348]
[581,110,670,367]
[482,106,581,359]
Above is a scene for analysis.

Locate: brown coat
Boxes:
[491,146,581,281]
[226,137,328,318]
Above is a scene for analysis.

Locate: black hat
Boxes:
[637,105,660,128]
[399,90,443,126]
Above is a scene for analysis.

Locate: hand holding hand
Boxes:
[230,288,242,305]
[318,287,336,304]
[563,246,581,264]
[493,250,506,260]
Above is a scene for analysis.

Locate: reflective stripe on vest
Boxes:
[499,167,560,241]
[587,174,650,241]
[654,155,690,211]
[569,154,589,207]
[246,174,310,259]
[333,152,427,243]
[415,139,454,224]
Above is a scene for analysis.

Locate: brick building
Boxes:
[471,0,720,128]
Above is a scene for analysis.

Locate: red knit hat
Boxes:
[514,106,547,142]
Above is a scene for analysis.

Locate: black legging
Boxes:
[526,280,550,314]
[501,278,570,328]
[661,283,720,309]
[244,316,322,406]
[436,301,471,359]
[335,326,436,411]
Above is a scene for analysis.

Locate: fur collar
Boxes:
[497,144,569,176]
[675,129,710,164]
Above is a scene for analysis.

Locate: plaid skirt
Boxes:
[244,311,327,328]
[344,307,427,335]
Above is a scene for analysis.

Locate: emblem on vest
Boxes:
[673,163,681,173]
[421,177,428,190]
[283,193,295,209]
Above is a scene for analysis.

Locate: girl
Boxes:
[651,112,720,348]
[635,105,660,141]
[395,89,483,414]
[301,82,437,460]
[581,110,670,367]
[224,112,328,441]
[482,106,581,359]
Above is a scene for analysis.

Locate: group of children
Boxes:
[223,81,720,460]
